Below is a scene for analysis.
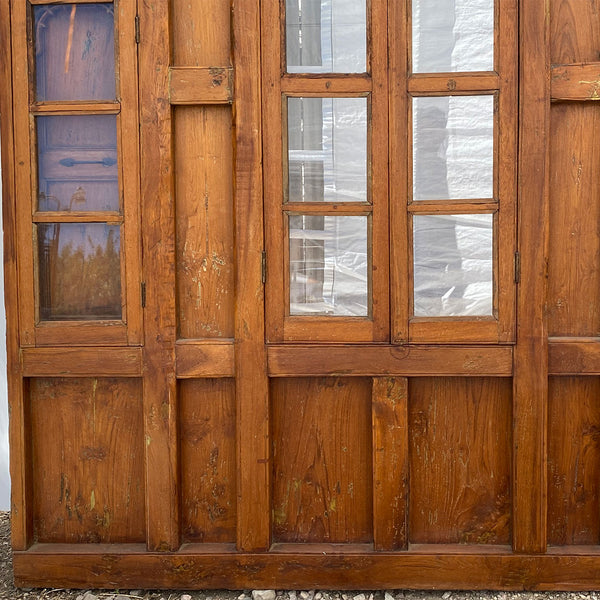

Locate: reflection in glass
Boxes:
[37,115,119,212]
[413,214,493,317]
[286,0,366,73]
[289,215,368,316]
[38,223,121,320]
[413,95,494,201]
[35,3,116,101]
[412,0,494,73]
[287,97,367,203]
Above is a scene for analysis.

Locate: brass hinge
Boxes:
[261,250,267,284]
[135,15,140,44]
[514,251,521,284]
[141,281,146,308]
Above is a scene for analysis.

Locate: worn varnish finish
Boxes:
[5,0,600,590]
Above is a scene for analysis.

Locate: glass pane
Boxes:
[286,0,366,73]
[38,223,121,321]
[35,3,116,101]
[289,215,368,316]
[287,97,367,203]
[412,0,494,73]
[413,214,493,317]
[413,95,494,201]
[37,115,119,212]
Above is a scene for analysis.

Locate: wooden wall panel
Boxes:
[271,378,373,544]
[409,378,512,545]
[30,378,145,544]
[551,0,600,64]
[548,377,600,546]
[171,0,231,66]
[174,106,234,339]
[548,103,600,337]
[180,379,236,543]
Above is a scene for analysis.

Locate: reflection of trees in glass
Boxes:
[39,224,121,320]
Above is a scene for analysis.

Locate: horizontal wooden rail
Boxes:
[175,340,235,378]
[21,347,142,377]
[268,345,513,377]
[551,63,600,101]
[549,338,600,375]
[169,67,233,105]
[408,73,500,94]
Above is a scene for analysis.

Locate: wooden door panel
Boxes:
[551,0,600,64]
[409,377,512,545]
[30,378,145,544]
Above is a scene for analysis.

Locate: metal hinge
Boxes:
[141,281,146,308]
[135,15,140,44]
[514,251,521,284]
[261,251,267,284]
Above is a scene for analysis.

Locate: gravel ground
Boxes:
[1,513,600,600]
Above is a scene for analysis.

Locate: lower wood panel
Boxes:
[548,376,600,545]
[179,379,236,543]
[271,377,373,544]
[15,548,600,590]
[29,378,145,544]
[408,377,512,545]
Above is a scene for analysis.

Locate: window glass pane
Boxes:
[413,214,493,317]
[287,97,367,203]
[35,3,116,101]
[289,215,368,316]
[412,0,494,73]
[413,95,494,201]
[37,115,119,212]
[38,223,121,321]
[286,0,366,73]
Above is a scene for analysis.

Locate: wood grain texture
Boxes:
[180,379,236,543]
[21,550,600,590]
[271,378,373,544]
[372,378,408,551]
[175,341,235,378]
[549,340,600,374]
[551,63,600,100]
[409,378,512,545]
[550,0,600,65]
[138,0,179,551]
[170,67,233,105]
[22,347,143,377]
[268,345,513,377]
[548,103,600,337]
[233,0,271,552]
[548,377,600,545]
[171,0,231,66]
[30,378,145,544]
[513,0,550,553]
[174,106,234,339]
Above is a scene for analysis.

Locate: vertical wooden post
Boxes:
[513,0,550,554]
[1,0,31,550]
[138,0,180,551]
[233,0,271,551]
[372,377,409,551]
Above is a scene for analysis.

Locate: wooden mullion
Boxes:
[285,204,372,215]
[1,0,32,550]
[33,212,123,223]
[31,103,120,114]
[408,73,500,94]
[408,202,497,214]
[513,0,550,554]
[236,0,271,551]
[372,377,408,551]
[281,76,372,95]
[138,0,180,551]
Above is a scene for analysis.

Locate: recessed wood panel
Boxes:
[271,377,373,544]
[30,378,145,544]
[179,379,236,543]
[548,376,600,546]
[548,103,600,337]
[174,106,234,339]
[409,377,512,545]
[171,0,231,66]
[551,0,600,64]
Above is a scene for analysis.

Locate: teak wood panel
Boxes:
[179,379,236,544]
[408,378,512,545]
[30,378,145,544]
